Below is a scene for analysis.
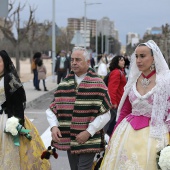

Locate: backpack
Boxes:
[103,72,110,86]
[31,60,36,70]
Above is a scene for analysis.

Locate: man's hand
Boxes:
[76,130,91,144]
[51,126,62,142]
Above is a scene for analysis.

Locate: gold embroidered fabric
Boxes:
[19,117,51,170]
[100,119,169,170]
[0,113,21,170]
[0,114,51,170]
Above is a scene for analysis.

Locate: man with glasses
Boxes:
[46,47,112,170]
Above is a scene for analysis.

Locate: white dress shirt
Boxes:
[46,73,110,136]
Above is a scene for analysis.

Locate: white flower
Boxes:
[5,116,19,136]
[158,146,170,170]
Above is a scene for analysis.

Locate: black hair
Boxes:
[33,52,41,59]
[0,50,13,75]
[138,44,153,56]
[109,55,124,71]
[37,59,43,67]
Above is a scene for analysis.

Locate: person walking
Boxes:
[104,55,127,136]
[67,50,72,72]
[54,50,70,84]
[37,59,48,91]
[0,50,50,169]
[97,54,108,78]
[100,40,170,170]
[46,46,112,170]
[31,52,41,90]
[90,53,95,69]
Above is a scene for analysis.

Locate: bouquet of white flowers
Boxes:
[4,116,32,146]
[157,145,170,170]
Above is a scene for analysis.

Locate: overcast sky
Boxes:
[15,0,170,45]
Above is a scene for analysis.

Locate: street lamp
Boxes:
[52,0,56,82]
[95,22,98,56]
[84,0,101,49]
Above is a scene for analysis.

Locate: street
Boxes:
[25,92,70,170]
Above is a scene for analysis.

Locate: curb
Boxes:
[26,87,56,109]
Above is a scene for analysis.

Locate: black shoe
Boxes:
[36,88,41,91]
[44,88,48,91]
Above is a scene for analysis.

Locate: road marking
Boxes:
[40,127,52,148]
[28,118,51,148]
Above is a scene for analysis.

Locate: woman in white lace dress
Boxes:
[100,40,170,170]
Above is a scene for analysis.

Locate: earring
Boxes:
[150,63,155,71]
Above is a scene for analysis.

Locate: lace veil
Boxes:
[117,40,170,138]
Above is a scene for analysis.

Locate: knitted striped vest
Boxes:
[50,68,112,154]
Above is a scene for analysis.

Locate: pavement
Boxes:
[23,75,58,108]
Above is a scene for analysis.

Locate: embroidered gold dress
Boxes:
[100,85,170,170]
[0,77,50,170]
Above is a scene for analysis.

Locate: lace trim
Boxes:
[118,151,143,170]
[132,82,156,99]
[103,119,128,169]
[129,86,154,117]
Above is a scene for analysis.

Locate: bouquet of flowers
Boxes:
[157,145,170,170]
[4,116,32,146]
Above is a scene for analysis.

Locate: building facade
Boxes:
[97,17,117,37]
[67,17,96,47]
[126,32,140,46]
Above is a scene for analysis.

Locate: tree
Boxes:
[25,21,52,57]
[0,0,36,76]
[56,27,73,52]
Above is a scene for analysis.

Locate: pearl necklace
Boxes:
[141,70,156,88]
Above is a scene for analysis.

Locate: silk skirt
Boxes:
[100,119,169,170]
[0,113,51,170]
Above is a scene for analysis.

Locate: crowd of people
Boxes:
[1,39,169,170]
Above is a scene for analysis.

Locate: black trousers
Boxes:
[67,150,95,170]
[103,108,117,136]
[57,71,67,84]
[33,69,40,89]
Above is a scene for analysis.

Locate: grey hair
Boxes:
[72,46,90,61]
